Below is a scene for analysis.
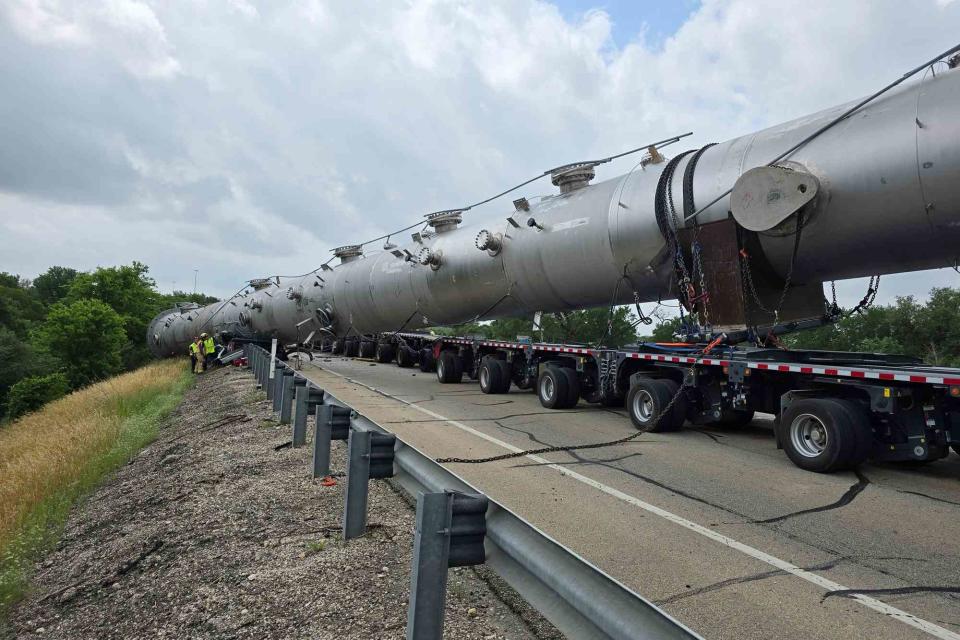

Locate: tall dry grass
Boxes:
[0,359,191,615]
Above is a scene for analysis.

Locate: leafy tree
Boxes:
[64,262,162,368]
[5,372,70,420]
[0,273,45,337]
[32,266,78,305]
[165,290,219,305]
[33,299,127,388]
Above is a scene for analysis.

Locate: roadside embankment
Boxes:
[3,364,552,639]
[0,359,192,622]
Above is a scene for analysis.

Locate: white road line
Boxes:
[317,365,960,640]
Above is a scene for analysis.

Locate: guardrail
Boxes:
[241,344,702,640]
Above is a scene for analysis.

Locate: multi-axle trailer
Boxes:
[316,332,960,473]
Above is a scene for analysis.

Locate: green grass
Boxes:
[0,362,193,626]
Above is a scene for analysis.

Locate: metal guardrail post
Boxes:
[259,351,269,390]
[293,385,307,445]
[265,355,276,401]
[343,429,371,540]
[406,492,452,639]
[273,365,288,413]
[313,404,352,478]
[313,406,333,478]
[280,371,302,425]
[293,385,325,448]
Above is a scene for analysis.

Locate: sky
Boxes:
[0,0,958,311]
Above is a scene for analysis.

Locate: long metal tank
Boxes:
[148,63,960,355]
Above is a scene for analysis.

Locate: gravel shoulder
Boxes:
[5,365,557,640]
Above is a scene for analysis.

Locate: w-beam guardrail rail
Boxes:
[241,344,702,640]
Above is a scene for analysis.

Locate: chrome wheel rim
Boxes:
[480,366,489,388]
[790,413,828,458]
[632,390,654,423]
[542,376,555,401]
[437,360,444,379]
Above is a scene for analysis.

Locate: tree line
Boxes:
[0,263,216,422]
[436,286,960,367]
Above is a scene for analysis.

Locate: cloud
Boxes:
[0,0,958,307]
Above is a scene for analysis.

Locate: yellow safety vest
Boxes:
[189,342,199,355]
[203,337,215,354]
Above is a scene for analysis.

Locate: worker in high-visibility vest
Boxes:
[188,337,201,374]
[201,333,216,371]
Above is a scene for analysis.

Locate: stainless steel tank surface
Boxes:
[149,63,960,355]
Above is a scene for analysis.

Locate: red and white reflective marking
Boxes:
[433,336,960,386]
[624,352,960,386]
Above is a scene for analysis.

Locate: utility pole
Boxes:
[193,269,199,294]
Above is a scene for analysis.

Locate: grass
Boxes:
[0,359,193,620]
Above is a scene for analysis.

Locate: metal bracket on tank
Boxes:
[730,165,819,232]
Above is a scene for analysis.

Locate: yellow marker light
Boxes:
[883,388,891,398]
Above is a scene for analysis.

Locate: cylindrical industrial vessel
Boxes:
[148,63,960,355]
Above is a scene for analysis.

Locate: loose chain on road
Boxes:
[436,365,695,464]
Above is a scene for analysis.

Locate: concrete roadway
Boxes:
[298,356,960,640]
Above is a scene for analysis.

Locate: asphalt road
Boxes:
[299,356,960,640]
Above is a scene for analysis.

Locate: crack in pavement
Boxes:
[656,557,847,605]
[380,410,596,425]
[751,470,870,524]
[822,585,960,602]
[492,422,754,519]
[896,490,960,508]
[689,428,726,444]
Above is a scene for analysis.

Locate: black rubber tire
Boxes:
[537,366,570,410]
[822,398,873,468]
[376,342,395,363]
[656,379,688,430]
[419,348,435,372]
[780,398,869,472]
[493,359,512,393]
[717,409,755,428]
[557,367,581,409]
[344,339,359,357]
[436,351,463,383]
[626,377,676,432]
[359,340,376,359]
[479,358,505,394]
[952,444,960,457]
[397,346,416,368]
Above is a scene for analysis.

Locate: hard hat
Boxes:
[201,332,208,338]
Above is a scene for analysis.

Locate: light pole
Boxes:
[193,269,198,294]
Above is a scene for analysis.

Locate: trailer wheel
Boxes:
[494,360,512,393]
[537,366,570,409]
[781,398,869,472]
[397,346,416,368]
[558,367,581,408]
[376,342,395,363]
[344,339,359,357]
[656,379,688,430]
[822,398,873,467]
[437,351,463,383]
[479,358,507,394]
[359,340,376,359]
[419,348,435,372]
[626,378,678,432]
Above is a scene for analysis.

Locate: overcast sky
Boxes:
[1,0,958,309]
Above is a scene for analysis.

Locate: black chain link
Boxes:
[436,364,696,464]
